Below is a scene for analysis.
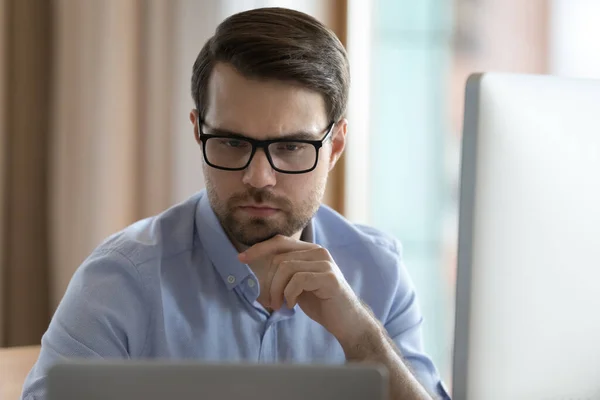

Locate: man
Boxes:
[22,7,450,400]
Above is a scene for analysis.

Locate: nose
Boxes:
[242,149,277,188]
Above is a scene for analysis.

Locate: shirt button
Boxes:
[247,279,256,288]
[227,275,236,284]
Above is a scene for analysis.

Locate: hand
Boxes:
[240,236,434,400]
[238,235,374,343]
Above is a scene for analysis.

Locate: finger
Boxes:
[284,271,338,308]
[272,246,333,265]
[283,272,321,308]
[270,260,330,310]
[238,235,317,263]
[265,248,333,303]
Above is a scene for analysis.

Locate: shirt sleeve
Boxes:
[383,242,452,400]
[20,249,151,400]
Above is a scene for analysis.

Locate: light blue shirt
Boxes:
[22,190,450,399]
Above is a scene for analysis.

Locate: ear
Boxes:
[328,118,347,171]
[190,109,201,145]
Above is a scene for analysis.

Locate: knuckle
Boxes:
[324,260,336,271]
[283,279,296,297]
[304,272,316,282]
[290,272,307,287]
[283,284,294,299]
[315,246,331,259]
[325,270,338,281]
[325,271,341,287]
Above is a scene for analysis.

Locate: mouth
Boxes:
[237,204,281,217]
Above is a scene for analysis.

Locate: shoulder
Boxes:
[91,192,203,267]
[314,204,402,259]
[313,205,413,320]
[57,194,205,349]
[313,205,405,284]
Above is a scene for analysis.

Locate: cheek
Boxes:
[312,154,331,182]
[279,169,327,196]
[205,168,244,196]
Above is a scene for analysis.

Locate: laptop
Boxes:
[47,360,389,400]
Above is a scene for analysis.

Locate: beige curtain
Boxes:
[0,0,7,347]
[0,0,52,347]
[0,0,347,348]
[49,0,176,310]
[0,0,177,347]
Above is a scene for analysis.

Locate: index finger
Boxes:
[238,235,316,263]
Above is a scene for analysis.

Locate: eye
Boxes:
[218,139,249,149]
[276,143,306,152]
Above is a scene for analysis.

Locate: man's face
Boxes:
[190,63,346,249]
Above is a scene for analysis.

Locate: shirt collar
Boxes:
[195,191,251,290]
[195,190,316,291]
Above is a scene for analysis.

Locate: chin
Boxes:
[239,234,278,247]
[222,207,313,247]
[235,223,282,246]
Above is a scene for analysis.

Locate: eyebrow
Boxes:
[202,125,322,141]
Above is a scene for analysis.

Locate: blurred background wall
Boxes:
[1,0,599,388]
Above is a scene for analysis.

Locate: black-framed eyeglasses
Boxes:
[197,121,335,174]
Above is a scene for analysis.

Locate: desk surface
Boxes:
[0,345,40,400]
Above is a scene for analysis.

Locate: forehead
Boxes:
[204,63,328,139]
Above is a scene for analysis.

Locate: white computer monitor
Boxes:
[452,73,600,400]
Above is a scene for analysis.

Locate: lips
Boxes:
[237,204,280,217]
[239,203,279,209]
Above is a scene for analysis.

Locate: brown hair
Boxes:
[191,7,350,122]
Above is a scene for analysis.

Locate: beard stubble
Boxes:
[206,180,325,247]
